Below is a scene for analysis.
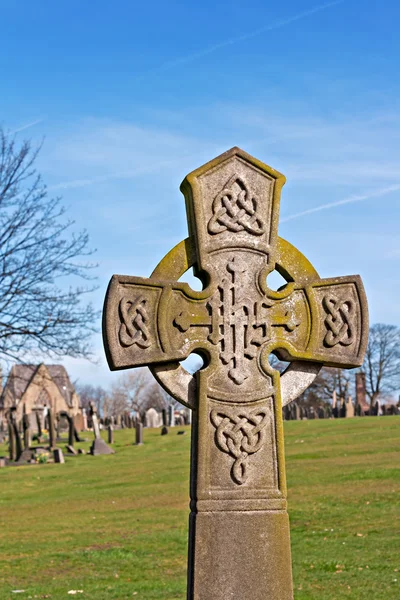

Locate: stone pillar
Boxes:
[82,409,88,431]
[162,408,167,427]
[48,408,57,450]
[8,419,16,461]
[135,422,143,445]
[187,382,294,600]
[169,404,175,427]
[108,425,114,444]
[355,372,367,415]
[23,414,31,449]
[10,411,22,461]
[346,396,355,418]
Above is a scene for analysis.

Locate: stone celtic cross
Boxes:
[103,148,368,600]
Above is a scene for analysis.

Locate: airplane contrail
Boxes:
[281,184,400,223]
[146,0,345,74]
[11,118,45,134]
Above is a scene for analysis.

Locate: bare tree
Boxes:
[109,369,153,419]
[362,323,400,407]
[0,128,97,362]
[295,366,354,408]
[76,383,107,414]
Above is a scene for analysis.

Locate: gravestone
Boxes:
[59,411,78,454]
[48,408,57,450]
[346,395,355,418]
[7,418,16,461]
[339,397,346,418]
[82,409,88,431]
[103,147,368,599]
[169,404,175,427]
[10,410,22,461]
[108,424,114,444]
[53,448,65,464]
[145,407,161,428]
[89,402,114,456]
[33,408,44,439]
[135,422,143,445]
[355,371,368,415]
[22,414,31,450]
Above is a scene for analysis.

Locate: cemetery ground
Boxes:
[0,418,398,600]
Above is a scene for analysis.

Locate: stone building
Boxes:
[0,364,82,429]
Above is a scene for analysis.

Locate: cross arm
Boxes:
[270,274,368,370]
[103,274,211,370]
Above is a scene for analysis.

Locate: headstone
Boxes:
[8,419,16,461]
[332,390,338,418]
[78,448,86,455]
[68,415,75,447]
[145,407,161,428]
[339,397,346,418]
[178,430,186,435]
[103,147,369,599]
[168,404,175,427]
[53,448,65,463]
[346,395,355,418]
[89,402,114,456]
[82,409,88,431]
[108,425,114,444]
[48,408,57,451]
[162,408,167,427]
[33,408,43,439]
[22,414,31,450]
[66,444,78,455]
[355,371,368,415]
[135,422,143,445]
[0,458,6,468]
[17,449,34,464]
[10,410,22,461]
[161,425,168,435]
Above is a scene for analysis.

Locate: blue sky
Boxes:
[1,0,400,387]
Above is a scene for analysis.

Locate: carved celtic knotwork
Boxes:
[323,294,355,347]
[119,296,152,348]
[207,256,299,385]
[210,408,269,485]
[208,175,265,236]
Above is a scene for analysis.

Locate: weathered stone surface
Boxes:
[102,147,369,600]
[145,407,162,428]
[135,422,143,445]
[53,448,65,463]
[90,438,114,456]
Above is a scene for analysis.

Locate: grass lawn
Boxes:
[0,417,399,599]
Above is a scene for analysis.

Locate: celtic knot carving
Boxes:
[119,296,152,348]
[210,408,269,485]
[208,175,265,236]
[323,294,355,347]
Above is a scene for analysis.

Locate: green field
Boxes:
[0,417,399,600]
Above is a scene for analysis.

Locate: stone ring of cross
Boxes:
[149,233,325,410]
[103,147,369,600]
